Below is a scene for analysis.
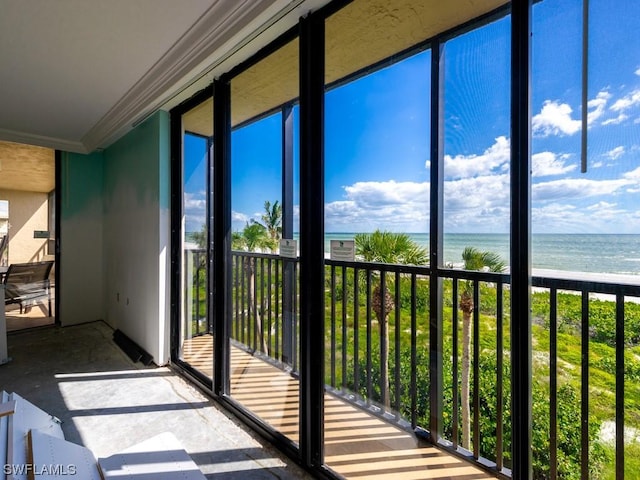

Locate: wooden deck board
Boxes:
[181,335,497,480]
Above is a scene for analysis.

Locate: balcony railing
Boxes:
[184,247,640,479]
[230,251,299,370]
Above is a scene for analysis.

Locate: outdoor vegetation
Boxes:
[187,203,640,479]
[330,231,640,479]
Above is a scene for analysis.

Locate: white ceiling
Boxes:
[0,0,328,154]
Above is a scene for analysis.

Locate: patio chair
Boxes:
[3,261,54,315]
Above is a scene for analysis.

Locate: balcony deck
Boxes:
[182,334,496,480]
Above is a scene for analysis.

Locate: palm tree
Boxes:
[257,200,282,251]
[234,221,273,353]
[355,230,429,407]
[459,246,505,451]
[234,222,272,252]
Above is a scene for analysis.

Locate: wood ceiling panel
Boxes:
[231,38,299,127]
[0,141,54,193]
[325,0,508,84]
[183,97,214,138]
[224,0,507,128]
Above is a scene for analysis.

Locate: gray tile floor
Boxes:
[0,321,313,479]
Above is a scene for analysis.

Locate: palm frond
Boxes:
[355,230,428,265]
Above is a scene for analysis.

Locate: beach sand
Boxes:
[533,268,640,286]
[532,268,640,303]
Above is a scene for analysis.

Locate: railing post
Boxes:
[510,0,533,478]
[615,293,625,480]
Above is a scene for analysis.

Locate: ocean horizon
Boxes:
[322,233,640,276]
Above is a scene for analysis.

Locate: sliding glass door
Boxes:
[176,96,214,380]
[228,37,301,445]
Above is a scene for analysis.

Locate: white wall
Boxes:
[102,111,171,365]
[0,189,50,264]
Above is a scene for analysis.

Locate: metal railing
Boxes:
[184,248,209,337]
[185,247,640,479]
[230,251,299,370]
[530,274,640,480]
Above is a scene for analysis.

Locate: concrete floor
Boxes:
[0,321,313,479]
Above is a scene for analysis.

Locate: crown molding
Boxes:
[82,0,283,152]
[0,128,88,154]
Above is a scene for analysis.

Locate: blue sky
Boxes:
[184,0,640,236]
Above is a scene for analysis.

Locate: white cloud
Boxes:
[636,67,640,76]
[184,192,206,211]
[343,180,429,207]
[531,167,640,232]
[532,152,576,177]
[587,201,618,211]
[323,123,640,233]
[444,136,510,179]
[605,146,625,160]
[584,201,629,225]
[532,204,602,233]
[443,174,510,232]
[532,100,581,136]
[624,166,640,180]
[324,174,511,233]
[322,171,640,234]
[232,211,250,223]
[184,192,207,232]
[587,91,611,124]
[610,89,640,112]
[532,203,583,232]
[325,180,430,232]
[533,177,633,201]
[532,91,611,136]
[603,113,629,125]
[532,202,636,234]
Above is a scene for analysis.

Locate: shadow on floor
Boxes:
[0,320,312,480]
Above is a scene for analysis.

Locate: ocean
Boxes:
[323,233,640,276]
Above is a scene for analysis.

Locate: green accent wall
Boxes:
[59,150,105,325]
[102,110,171,364]
[58,110,171,365]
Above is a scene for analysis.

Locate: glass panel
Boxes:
[530,2,582,479]
[178,97,213,378]
[532,0,640,478]
[0,143,55,329]
[324,1,431,475]
[442,14,511,466]
[229,38,300,444]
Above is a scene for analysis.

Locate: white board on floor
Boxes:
[7,393,64,480]
[27,429,102,480]
[99,432,206,480]
[0,399,17,418]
